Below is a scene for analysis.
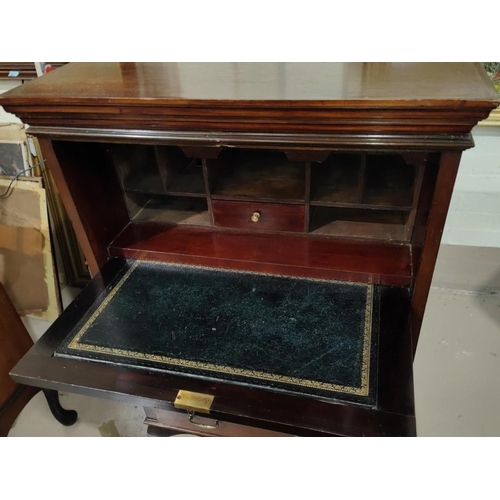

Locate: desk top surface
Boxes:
[1,62,498,105]
[2,63,498,138]
[55,259,377,404]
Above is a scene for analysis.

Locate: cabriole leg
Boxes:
[42,389,78,426]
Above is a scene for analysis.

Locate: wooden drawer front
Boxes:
[213,200,305,232]
[145,407,292,437]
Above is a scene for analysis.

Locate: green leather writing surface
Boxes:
[56,260,379,404]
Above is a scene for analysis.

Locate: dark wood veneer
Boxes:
[24,127,478,151]
[411,151,463,353]
[2,63,498,437]
[2,63,497,136]
[44,139,130,275]
[108,222,412,287]
[213,200,305,233]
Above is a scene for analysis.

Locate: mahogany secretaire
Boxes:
[1,63,498,437]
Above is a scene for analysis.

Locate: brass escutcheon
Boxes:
[174,390,214,414]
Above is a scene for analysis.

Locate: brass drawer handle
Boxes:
[251,211,261,222]
[188,410,219,429]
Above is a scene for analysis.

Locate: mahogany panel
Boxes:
[6,113,493,134]
[309,207,408,242]
[409,154,441,281]
[213,200,305,233]
[39,139,99,274]
[45,140,130,274]
[2,63,497,102]
[109,222,412,286]
[23,127,477,151]
[1,63,497,135]
[411,151,462,353]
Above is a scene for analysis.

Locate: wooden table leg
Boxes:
[42,389,78,426]
[0,282,77,434]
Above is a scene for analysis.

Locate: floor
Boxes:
[414,287,500,436]
[7,252,500,437]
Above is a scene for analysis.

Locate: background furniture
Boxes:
[0,281,38,436]
[0,282,76,436]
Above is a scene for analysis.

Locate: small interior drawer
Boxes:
[212,200,305,232]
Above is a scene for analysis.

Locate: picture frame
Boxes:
[479,62,500,126]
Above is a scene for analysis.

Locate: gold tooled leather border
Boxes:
[66,260,373,397]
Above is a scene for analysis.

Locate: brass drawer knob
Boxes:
[251,211,261,222]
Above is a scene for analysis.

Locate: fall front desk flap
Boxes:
[55,260,379,405]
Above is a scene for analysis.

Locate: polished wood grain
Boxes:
[23,127,477,151]
[213,200,305,233]
[409,154,440,279]
[41,139,130,275]
[39,139,99,274]
[309,206,408,241]
[411,151,462,354]
[1,63,497,134]
[2,62,497,102]
[109,222,413,286]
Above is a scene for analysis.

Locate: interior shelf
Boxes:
[110,144,206,198]
[309,206,409,242]
[362,155,415,208]
[109,222,413,287]
[107,144,423,243]
[155,146,206,197]
[310,153,416,210]
[310,153,362,205]
[209,149,306,203]
[126,192,210,226]
[110,144,164,194]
